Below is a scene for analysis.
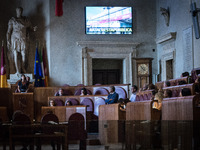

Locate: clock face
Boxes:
[138,64,149,75]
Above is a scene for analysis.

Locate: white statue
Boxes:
[6,7,37,75]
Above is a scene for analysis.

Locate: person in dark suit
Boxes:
[105,86,119,104]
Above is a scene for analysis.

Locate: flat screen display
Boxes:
[85,6,132,34]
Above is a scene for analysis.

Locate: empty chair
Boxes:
[139,95,144,101]
[41,113,59,125]
[65,98,79,106]
[143,94,148,100]
[11,113,32,150]
[94,97,106,116]
[38,113,60,150]
[77,84,85,86]
[136,95,140,101]
[94,87,109,95]
[68,113,87,150]
[53,99,64,106]
[80,98,94,112]
[115,87,127,99]
[62,84,70,87]
[147,93,152,100]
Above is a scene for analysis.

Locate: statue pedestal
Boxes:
[8,73,34,84]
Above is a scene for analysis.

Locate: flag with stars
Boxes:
[34,47,44,87]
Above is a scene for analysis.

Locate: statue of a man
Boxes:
[6,7,37,75]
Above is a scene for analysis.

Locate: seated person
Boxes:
[17,74,29,93]
[118,98,130,111]
[152,91,164,110]
[55,88,66,96]
[150,90,157,101]
[130,85,138,102]
[164,89,172,98]
[178,80,187,85]
[49,100,55,107]
[80,88,88,96]
[65,100,72,106]
[164,80,171,87]
[148,83,156,90]
[181,71,189,77]
[180,88,191,96]
[105,86,119,104]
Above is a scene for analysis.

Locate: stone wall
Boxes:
[156,0,200,80]
[0,0,157,86]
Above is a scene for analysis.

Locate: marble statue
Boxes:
[6,7,37,75]
[160,7,170,26]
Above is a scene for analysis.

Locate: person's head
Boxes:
[109,86,115,93]
[16,7,23,18]
[49,100,55,106]
[21,74,26,81]
[65,100,72,106]
[26,76,30,82]
[164,81,171,87]
[131,85,138,93]
[81,88,87,95]
[58,88,64,96]
[148,83,155,90]
[180,88,191,96]
[181,72,189,77]
[164,89,172,98]
[178,80,187,85]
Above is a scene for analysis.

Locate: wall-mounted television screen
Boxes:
[85,6,132,34]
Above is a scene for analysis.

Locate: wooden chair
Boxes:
[94,87,109,95]
[68,113,87,150]
[53,99,64,106]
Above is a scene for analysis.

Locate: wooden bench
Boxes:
[34,84,129,121]
[98,103,126,144]
[126,101,161,149]
[163,83,198,97]
[161,95,200,149]
[155,76,188,90]
[162,95,200,120]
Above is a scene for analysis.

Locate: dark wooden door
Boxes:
[93,69,120,85]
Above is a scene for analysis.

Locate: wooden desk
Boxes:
[0,107,8,122]
[12,93,34,121]
[41,106,86,125]
[9,124,68,150]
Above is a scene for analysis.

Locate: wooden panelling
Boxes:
[162,95,200,120]
[98,104,126,144]
[13,93,34,122]
[0,107,8,122]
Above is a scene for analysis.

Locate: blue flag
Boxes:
[34,47,44,87]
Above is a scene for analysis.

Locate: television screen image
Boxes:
[85,6,132,34]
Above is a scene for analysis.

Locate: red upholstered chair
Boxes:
[53,99,64,106]
[41,113,59,125]
[139,95,144,101]
[135,95,140,101]
[77,84,85,86]
[115,87,127,99]
[80,98,94,112]
[62,84,70,87]
[94,87,109,95]
[94,97,106,116]
[143,94,148,100]
[147,93,152,100]
[172,89,180,97]
[65,98,79,106]
[74,88,92,96]
[68,113,87,150]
